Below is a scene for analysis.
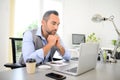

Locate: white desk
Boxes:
[0,61,120,80]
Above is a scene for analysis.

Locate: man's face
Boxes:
[43,14,60,35]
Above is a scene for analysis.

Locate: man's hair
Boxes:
[43,10,59,21]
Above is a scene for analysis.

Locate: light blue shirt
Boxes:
[22,27,71,64]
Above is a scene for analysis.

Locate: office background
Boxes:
[0,0,120,71]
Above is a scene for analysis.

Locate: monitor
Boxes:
[72,34,85,45]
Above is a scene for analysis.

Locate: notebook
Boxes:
[53,43,99,76]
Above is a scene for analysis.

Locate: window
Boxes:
[14,0,40,37]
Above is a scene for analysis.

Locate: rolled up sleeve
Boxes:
[22,31,44,64]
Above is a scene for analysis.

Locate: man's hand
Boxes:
[43,35,65,57]
[55,35,65,56]
[43,35,58,57]
[47,35,58,47]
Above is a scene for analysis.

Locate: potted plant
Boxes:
[111,39,120,59]
[86,32,100,43]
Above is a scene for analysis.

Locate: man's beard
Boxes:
[46,30,56,35]
[45,24,57,35]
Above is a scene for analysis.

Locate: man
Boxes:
[22,10,70,64]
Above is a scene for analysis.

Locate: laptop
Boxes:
[53,43,99,76]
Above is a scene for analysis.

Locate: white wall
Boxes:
[63,0,120,49]
[0,0,9,71]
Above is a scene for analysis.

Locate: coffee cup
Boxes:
[26,58,36,74]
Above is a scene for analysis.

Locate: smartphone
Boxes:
[46,72,66,80]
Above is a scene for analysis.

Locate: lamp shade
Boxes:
[91,14,103,22]
[92,14,110,23]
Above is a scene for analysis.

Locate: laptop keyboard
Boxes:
[71,57,79,61]
[66,67,77,73]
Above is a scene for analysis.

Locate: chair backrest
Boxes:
[9,37,23,63]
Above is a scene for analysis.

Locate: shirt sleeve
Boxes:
[22,31,44,64]
[59,38,71,61]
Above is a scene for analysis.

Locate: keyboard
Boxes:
[66,67,77,73]
[71,57,79,61]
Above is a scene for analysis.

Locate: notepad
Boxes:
[46,60,68,67]
[38,65,51,69]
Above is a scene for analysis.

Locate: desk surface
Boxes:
[0,61,120,80]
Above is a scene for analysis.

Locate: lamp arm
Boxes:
[111,20,120,36]
[111,20,120,62]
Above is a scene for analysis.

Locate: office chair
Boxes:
[4,37,25,69]
[4,37,62,69]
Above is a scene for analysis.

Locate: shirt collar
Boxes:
[35,26,46,40]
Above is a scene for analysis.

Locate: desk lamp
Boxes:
[92,14,120,63]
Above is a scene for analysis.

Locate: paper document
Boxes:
[46,60,68,67]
